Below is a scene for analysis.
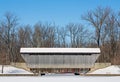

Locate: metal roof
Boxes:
[20,48,100,54]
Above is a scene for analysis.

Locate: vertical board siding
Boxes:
[21,54,100,68]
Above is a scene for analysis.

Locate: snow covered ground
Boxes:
[1,65,120,74]
[0,65,33,74]
[90,65,120,74]
[0,65,120,82]
[0,76,120,82]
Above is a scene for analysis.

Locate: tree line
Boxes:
[0,6,120,65]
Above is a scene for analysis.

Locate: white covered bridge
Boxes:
[20,48,100,74]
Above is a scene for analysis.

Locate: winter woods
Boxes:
[0,7,120,64]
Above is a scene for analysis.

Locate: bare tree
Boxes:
[117,12,120,63]
[0,12,18,73]
[45,24,56,47]
[18,25,32,47]
[106,13,118,62]
[32,23,42,47]
[82,7,111,47]
[66,23,87,47]
[67,23,79,47]
[32,22,56,47]
[56,28,61,47]
[59,27,68,47]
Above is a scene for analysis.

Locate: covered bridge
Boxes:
[20,48,100,74]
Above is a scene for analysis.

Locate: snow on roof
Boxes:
[89,65,120,74]
[20,48,100,54]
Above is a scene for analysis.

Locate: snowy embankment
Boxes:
[0,65,33,74]
[90,65,120,74]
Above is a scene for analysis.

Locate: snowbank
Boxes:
[90,65,120,74]
[0,65,33,74]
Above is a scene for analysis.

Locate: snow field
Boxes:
[90,65,120,74]
[0,76,120,82]
[0,65,32,74]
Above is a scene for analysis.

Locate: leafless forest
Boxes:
[0,7,120,65]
